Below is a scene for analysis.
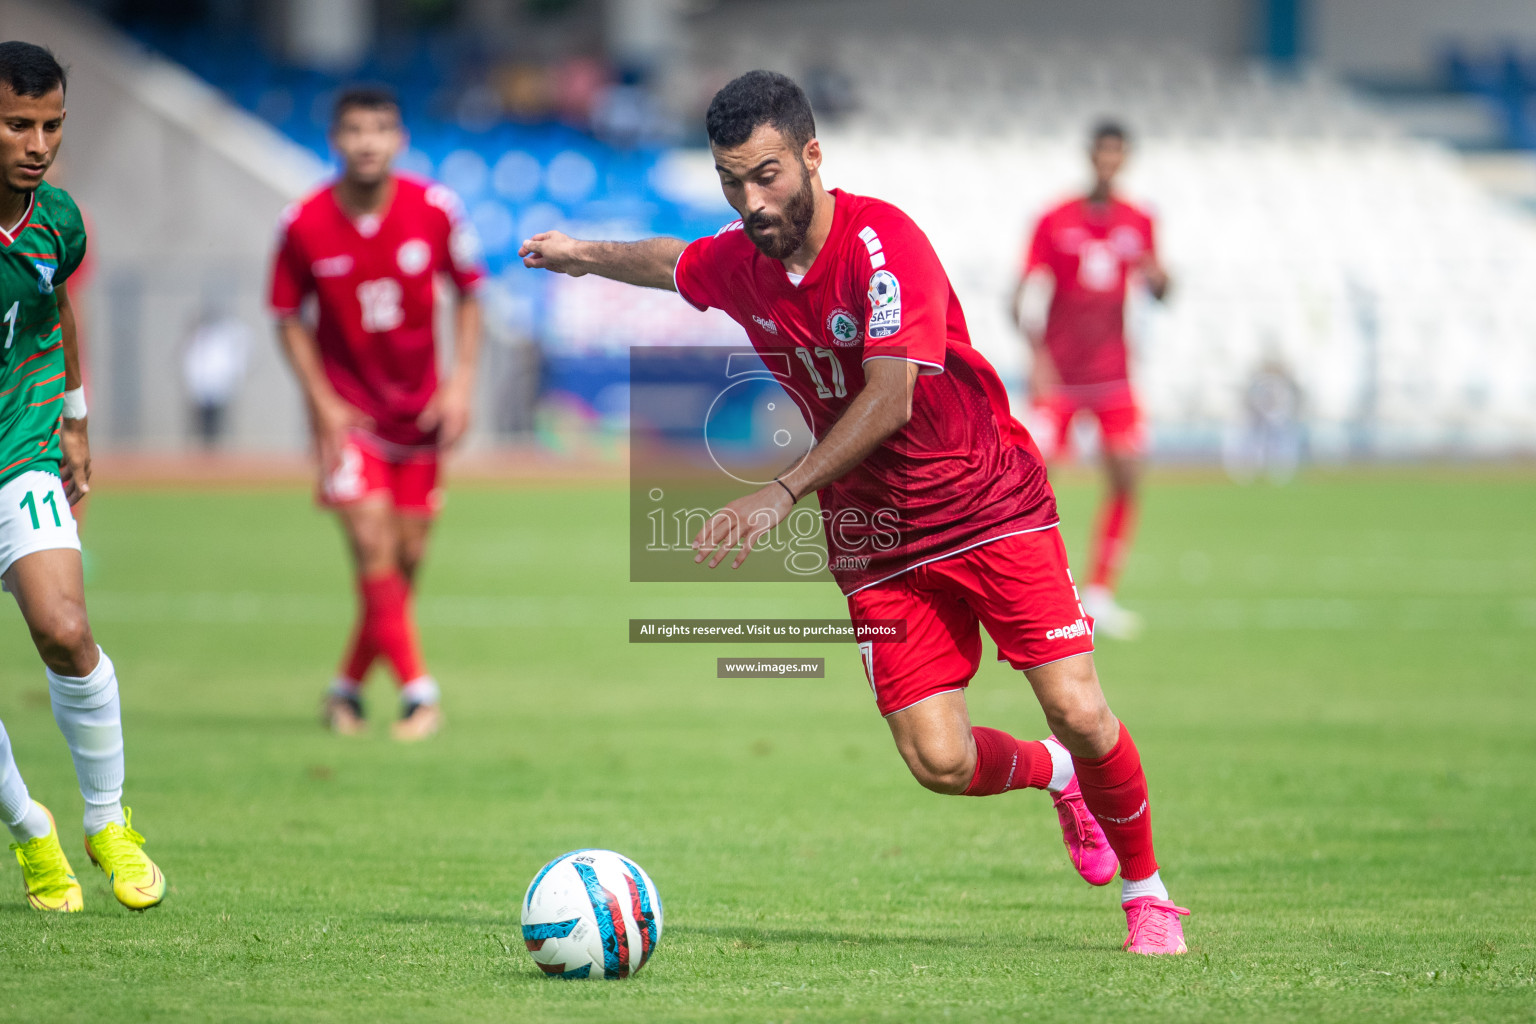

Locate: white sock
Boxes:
[1043,736,1075,793]
[401,675,439,708]
[47,647,126,835]
[1121,870,1169,905]
[330,677,362,699]
[1084,584,1114,608]
[0,721,50,843]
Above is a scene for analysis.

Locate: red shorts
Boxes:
[846,527,1095,717]
[1031,381,1144,459]
[318,431,442,516]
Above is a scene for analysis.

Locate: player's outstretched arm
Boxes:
[519,231,685,291]
[692,358,919,570]
[56,283,90,505]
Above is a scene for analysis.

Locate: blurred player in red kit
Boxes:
[521,73,1188,953]
[1013,122,1169,639]
[270,86,485,740]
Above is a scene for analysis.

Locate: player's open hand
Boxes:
[1027,352,1061,403]
[519,231,587,276]
[59,418,91,506]
[1136,253,1170,299]
[692,483,795,570]
[311,395,372,472]
[419,377,472,448]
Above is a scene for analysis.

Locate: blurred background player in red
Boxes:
[270,86,485,740]
[1013,121,1169,639]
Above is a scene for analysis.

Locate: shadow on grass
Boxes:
[667,922,1116,956]
[363,910,518,930]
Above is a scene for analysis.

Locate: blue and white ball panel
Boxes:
[520,849,663,980]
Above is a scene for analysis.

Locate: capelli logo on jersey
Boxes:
[312,255,354,278]
[1045,618,1091,641]
[751,315,779,335]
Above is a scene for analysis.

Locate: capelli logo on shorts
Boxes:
[1046,618,1091,641]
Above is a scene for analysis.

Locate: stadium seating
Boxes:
[695,33,1536,456]
[125,25,1536,455]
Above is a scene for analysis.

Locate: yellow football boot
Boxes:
[84,808,165,911]
[10,803,83,912]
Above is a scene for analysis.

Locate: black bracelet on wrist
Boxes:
[774,478,798,503]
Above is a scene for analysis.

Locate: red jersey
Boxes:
[269,175,485,448]
[1024,196,1156,387]
[675,189,1058,595]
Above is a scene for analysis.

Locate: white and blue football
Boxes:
[520,849,663,980]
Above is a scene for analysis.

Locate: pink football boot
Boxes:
[1051,776,1119,886]
[1122,897,1190,954]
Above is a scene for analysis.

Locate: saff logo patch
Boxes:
[826,307,860,347]
[33,262,55,294]
[867,270,901,338]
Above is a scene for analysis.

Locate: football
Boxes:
[520,849,663,979]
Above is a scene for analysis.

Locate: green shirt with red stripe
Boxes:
[0,181,85,488]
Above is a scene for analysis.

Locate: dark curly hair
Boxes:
[705,70,816,151]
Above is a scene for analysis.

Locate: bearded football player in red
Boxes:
[271,86,485,740]
[520,72,1189,954]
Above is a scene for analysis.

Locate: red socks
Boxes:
[963,727,1054,795]
[1089,491,1138,590]
[340,623,378,684]
[339,570,425,688]
[1071,724,1158,880]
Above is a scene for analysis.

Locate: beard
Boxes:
[743,167,816,260]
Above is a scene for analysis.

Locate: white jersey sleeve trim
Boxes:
[672,241,707,311]
[862,353,945,376]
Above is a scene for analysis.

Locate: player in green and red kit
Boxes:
[1013,122,1169,639]
[0,41,165,913]
[272,86,484,741]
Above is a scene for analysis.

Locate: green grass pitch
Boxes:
[0,470,1530,1022]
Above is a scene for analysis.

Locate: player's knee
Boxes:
[1106,457,1140,495]
[31,606,95,672]
[398,542,426,580]
[901,739,975,795]
[351,531,396,575]
[1045,698,1117,757]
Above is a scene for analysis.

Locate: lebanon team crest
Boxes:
[826,307,860,347]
